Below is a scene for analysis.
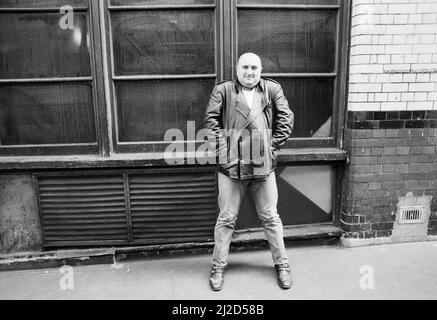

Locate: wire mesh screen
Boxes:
[111,11,215,76]
[272,77,334,138]
[111,0,214,5]
[115,79,215,142]
[238,0,338,5]
[0,0,88,7]
[0,13,91,79]
[238,9,337,73]
[0,83,96,145]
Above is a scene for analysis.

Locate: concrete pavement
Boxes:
[0,241,436,300]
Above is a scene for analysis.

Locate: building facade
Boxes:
[0,0,435,254]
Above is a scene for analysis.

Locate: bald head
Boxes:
[237,53,262,68]
[236,53,263,89]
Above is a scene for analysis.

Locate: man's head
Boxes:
[236,52,263,89]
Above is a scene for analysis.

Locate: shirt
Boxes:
[242,87,256,109]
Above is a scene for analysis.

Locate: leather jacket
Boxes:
[204,78,294,180]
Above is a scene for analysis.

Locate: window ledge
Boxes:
[0,148,347,171]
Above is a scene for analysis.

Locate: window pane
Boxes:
[116,79,215,142]
[0,83,96,145]
[0,13,91,79]
[0,0,87,8]
[272,77,334,137]
[111,0,214,5]
[238,0,338,5]
[111,11,215,75]
[238,10,337,73]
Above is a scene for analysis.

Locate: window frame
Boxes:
[230,0,349,149]
[0,0,110,156]
[103,0,222,153]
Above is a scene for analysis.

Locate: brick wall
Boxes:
[348,0,437,112]
[342,0,437,241]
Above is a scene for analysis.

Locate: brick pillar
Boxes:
[341,0,437,245]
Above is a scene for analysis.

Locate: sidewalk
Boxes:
[0,241,436,300]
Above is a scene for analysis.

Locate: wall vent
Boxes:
[399,206,425,224]
[35,169,217,248]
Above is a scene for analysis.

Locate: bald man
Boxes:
[204,53,294,291]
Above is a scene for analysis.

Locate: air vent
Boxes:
[129,171,217,244]
[37,175,128,247]
[35,169,218,248]
[399,206,424,224]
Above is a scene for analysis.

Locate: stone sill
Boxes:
[0,148,347,172]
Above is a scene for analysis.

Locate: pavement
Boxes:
[0,240,436,300]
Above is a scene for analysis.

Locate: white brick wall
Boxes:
[348,0,437,111]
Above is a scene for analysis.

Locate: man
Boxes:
[204,53,294,291]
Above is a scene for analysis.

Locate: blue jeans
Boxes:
[212,172,289,267]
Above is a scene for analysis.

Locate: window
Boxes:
[0,0,349,157]
[235,0,345,147]
[0,0,105,156]
[106,0,219,152]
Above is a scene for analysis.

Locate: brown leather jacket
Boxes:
[204,78,294,180]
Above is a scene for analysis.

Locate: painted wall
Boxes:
[0,175,42,254]
[348,0,437,112]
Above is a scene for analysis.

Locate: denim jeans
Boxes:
[212,172,289,267]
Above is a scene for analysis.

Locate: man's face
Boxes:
[236,54,262,89]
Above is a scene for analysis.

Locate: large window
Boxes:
[0,0,107,156]
[235,0,344,147]
[0,0,348,157]
[106,0,219,152]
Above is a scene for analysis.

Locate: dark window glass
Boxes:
[238,10,337,73]
[0,83,96,145]
[111,11,215,75]
[116,79,215,142]
[0,0,88,8]
[238,0,338,5]
[111,0,214,5]
[272,77,334,137]
[0,13,91,79]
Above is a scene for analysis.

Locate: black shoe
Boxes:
[275,263,293,289]
[209,265,226,291]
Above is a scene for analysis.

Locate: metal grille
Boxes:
[37,175,128,245]
[0,13,91,79]
[116,79,215,142]
[399,206,424,224]
[111,0,214,6]
[0,83,96,145]
[0,0,88,8]
[129,172,217,244]
[271,77,334,138]
[111,10,215,76]
[238,9,337,73]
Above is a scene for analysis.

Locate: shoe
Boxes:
[209,265,226,291]
[275,263,293,289]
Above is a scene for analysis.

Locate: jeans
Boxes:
[212,172,289,267]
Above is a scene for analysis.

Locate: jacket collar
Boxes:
[233,78,270,130]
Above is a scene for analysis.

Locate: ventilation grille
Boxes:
[129,172,217,244]
[37,175,128,245]
[399,206,424,224]
[36,170,218,247]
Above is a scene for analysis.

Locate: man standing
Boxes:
[204,53,294,291]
